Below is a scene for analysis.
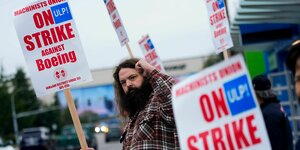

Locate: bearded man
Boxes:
[113,58,179,150]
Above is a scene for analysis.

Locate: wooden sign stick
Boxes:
[64,88,88,150]
[126,43,134,58]
[223,50,229,60]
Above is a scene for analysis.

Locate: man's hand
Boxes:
[135,59,155,76]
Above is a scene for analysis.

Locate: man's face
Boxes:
[295,58,300,98]
[119,68,144,94]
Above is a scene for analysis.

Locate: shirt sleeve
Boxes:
[148,69,176,125]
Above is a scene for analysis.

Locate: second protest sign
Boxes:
[172,55,271,150]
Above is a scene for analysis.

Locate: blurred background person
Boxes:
[252,74,293,150]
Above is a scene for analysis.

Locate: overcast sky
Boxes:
[0,0,218,76]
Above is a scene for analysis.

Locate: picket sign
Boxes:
[172,54,271,150]
[13,0,93,149]
[205,0,233,54]
[103,0,134,58]
[138,34,165,72]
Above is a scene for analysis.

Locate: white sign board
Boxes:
[172,54,271,150]
[104,0,129,46]
[138,34,165,72]
[14,0,93,97]
[205,0,233,53]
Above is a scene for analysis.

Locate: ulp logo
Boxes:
[217,0,225,9]
[223,75,256,116]
[50,2,73,24]
[144,39,154,52]
[212,0,225,12]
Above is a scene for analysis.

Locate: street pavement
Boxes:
[95,133,122,150]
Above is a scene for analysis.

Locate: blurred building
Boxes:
[227,0,300,144]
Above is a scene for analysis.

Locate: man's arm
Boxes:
[135,59,175,94]
[149,69,176,125]
[135,59,176,125]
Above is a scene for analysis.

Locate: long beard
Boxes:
[121,80,153,117]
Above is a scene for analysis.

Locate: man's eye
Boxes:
[129,76,136,80]
[120,81,125,85]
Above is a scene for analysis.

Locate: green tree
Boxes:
[202,51,240,68]
[0,66,14,141]
[61,107,73,126]
[0,67,66,141]
[11,68,41,130]
[202,53,224,69]
[79,110,100,123]
[34,94,63,134]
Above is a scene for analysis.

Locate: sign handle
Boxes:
[64,88,88,150]
[223,0,231,61]
[126,43,134,58]
[223,50,229,60]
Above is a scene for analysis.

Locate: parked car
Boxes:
[19,127,54,150]
[0,137,14,150]
[56,124,97,150]
[94,118,122,143]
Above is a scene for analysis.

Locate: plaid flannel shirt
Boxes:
[121,69,180,150]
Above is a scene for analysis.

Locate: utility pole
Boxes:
[11,92,19,145]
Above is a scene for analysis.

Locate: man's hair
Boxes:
[113,58,140,117]
[286,40,300,75]
[252,74,276,100]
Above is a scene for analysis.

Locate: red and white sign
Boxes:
[205,0,233,53]
[138,34,165,72]
[104,0,129,46]
[172,54,271,150]
[13,0,93,97]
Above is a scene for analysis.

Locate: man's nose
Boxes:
[126,80,133,88]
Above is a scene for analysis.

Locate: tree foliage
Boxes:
[0,66,14,141]
[202,51,240,68]
[11,68,41,130]
[0,68,64,142]
[202,53,224,69]
[34,95,63,134]
[79,110,100,123]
